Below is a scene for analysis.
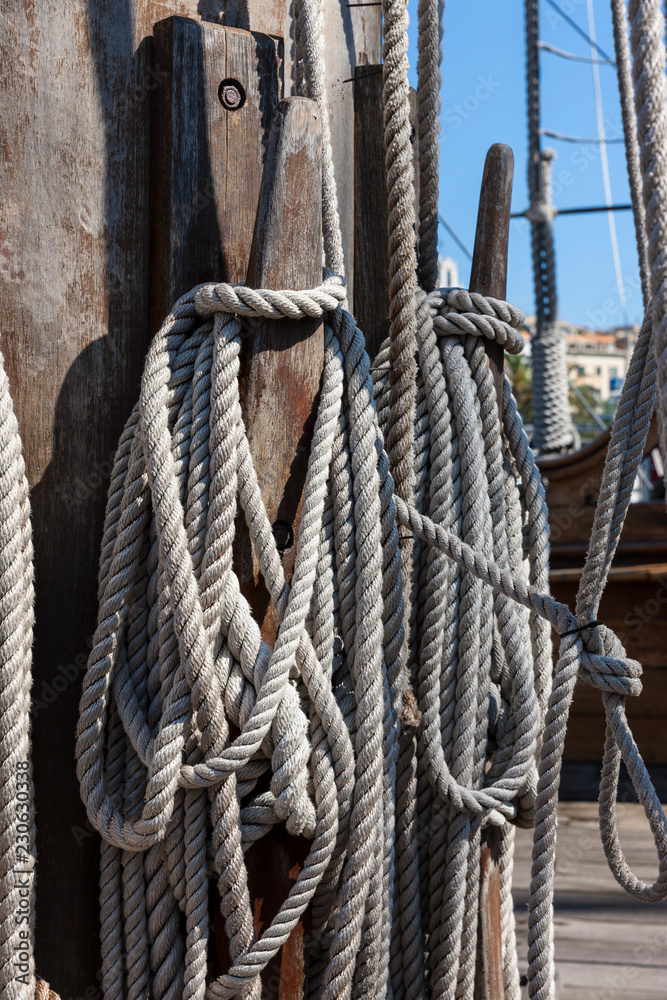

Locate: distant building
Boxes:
[438,255,459,289]
[520,317,639,402]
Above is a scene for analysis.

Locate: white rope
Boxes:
[69,4,667,1000]
[619,0,667,489]
[0,354,35,999]
[71,242,667,1000]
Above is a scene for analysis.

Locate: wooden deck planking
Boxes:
[512,802,667,999]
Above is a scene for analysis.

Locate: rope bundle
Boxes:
[75,272,667,1000]
[72,4,667,1000]
[75,274,407,1000]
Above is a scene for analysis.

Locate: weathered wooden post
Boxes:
[228,95,325,999]
[470,143,515,1000]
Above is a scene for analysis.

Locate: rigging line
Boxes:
[543,0,614,62]
[538,40,616,65]
[437,214,473,261]
[540,128,624,143]
[586,0,628,322]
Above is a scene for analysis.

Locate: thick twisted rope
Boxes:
[76,265,667,1000]
[416,0,443,293]
[0,354,35,1000]
[76,275,406,999]
[622,0,667,490]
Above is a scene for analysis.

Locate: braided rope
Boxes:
[416,0,443,292]
[293,0,345,275]
[74,270,667,1000]
[624,0,667,490]
[0,354,35,1000]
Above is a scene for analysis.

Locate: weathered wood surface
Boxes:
[469,143,515,1000]
[513,802,667,999]
[353,65,390,361]
[230,98,324,995]
[539,418,663,562]
[151,18,282,325]
[0,0,379,993]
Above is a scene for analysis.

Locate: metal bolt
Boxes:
[272,521,294,553]
[219,79,245,111]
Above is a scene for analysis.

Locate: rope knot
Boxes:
[426,287,526,354]
[572,622,643,697]
[193,274,347,321]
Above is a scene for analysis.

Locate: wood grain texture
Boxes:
[549,577,667,764]
[513,803,667,999]
[469,144,514,1000]
[225,0,382,297]
[234,96,324,997]
[151,18,282,327]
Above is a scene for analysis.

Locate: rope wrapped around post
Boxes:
[76,269,667,1000]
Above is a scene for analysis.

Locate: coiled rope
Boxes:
[73,2,667,1000]
[619,0,667,486]
[0,353,35,999]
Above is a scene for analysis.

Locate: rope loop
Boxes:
[193,274,347,321]
[427,286,526,354]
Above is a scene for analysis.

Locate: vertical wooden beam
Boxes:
[231,96,324,999]
[470,143,515,1000]
[151,17,282,328]
[353,66,390,361]
[469,144,514,412]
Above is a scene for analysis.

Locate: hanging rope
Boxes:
[0,354,35,999]
[75,270,667,1000]
[622,0,667,488]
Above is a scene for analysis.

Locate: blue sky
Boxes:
[405,0,645,328]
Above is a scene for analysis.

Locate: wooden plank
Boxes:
[547,959,667,994]
[469,143,514,1000]
[564,715,667,764]
[150,18,282,327]
[233,95,324,998]
[469,144,514,410]
[353,65,390,361]
[227,0,382,295]
[550,562,667,583]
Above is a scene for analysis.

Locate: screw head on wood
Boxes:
[272,521,294,553]
[219,79,246,111]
